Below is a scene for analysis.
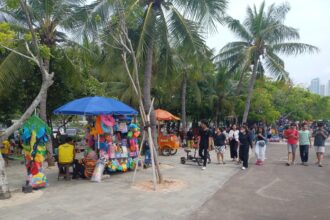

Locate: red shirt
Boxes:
[284,128,299,145]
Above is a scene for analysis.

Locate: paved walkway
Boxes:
[0,148,240,220]
[190,143,330,220]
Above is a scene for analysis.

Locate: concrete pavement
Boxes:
[190,143,330,220]
[0,148,240,220]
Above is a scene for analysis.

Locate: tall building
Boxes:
[320,84,326,96]
[310,78,320,94]
[327,80,330,96]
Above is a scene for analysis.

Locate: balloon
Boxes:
[127,131,133,138]
[133,131,140,138]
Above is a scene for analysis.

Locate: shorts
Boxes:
[314,146,325,153]
[215,146,226,153]
[287,144,297,153]
[1,153,8,159]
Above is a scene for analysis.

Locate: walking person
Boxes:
[238,126,253,170]
[284,123,299,166]
[312,123,329,167]
[214,127,227,164]
[198,120,213,170]
[228,124,239,162]
[255,127,267,165]
[298,122,312,166]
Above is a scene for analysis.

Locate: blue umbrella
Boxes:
[53,96,138,116]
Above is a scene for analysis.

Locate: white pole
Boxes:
[132,133,145,184]
[147,114,157,190]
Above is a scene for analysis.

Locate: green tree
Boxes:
[0,0,90,122]
[218,1,318,123]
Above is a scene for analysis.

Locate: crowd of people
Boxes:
[188,120,329,170]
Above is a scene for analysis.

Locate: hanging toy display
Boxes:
[20,115,51,190]
[87,114,142,178]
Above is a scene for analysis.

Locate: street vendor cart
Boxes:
[155,109,180,156]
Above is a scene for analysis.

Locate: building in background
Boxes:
[309,78,320,95]
[320,84,326,96]
[327,80,330,96]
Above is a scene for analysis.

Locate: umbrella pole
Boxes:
[98,134,100,158]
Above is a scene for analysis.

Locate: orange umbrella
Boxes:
[155,109,180,121]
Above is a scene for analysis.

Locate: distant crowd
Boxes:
[186,120,329,170]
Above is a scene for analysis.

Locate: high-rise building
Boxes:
[310,78,320,94]
[320,84,326,96]
[327,80,330,96]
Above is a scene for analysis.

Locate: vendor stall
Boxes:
[155,109,180,156]
[53,96,140,180]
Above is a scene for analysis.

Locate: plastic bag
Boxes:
[91,160,106,182]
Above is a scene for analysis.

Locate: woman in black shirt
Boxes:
[238,126,253,170]
[214,127,227,164]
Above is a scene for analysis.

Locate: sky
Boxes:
[206,0,330,87]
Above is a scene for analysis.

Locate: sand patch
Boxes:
[0,190,44,208]
[132,178,187,193]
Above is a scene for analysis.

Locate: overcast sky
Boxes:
[206,0,330,86]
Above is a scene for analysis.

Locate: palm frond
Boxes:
[225,17,252,41]
[271,42,319,56]
[167,7,205,55]
[0,50,36,89]
[173,0,228,33]
[263,51,288,80]
[135,3,154,60]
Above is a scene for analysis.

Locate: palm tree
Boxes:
[134,0,227,146]
[218,1,318,123]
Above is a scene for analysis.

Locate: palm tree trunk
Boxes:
[40,59,50,122]
[40,58,54,162]
[143,35,163,183]
[181,71,187,143]
[215,99,221,126]
[236,71,245,95]
[143,41,155,143]
[0,153,11,200]
[242,57,259,123]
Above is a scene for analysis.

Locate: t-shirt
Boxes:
[298,130,311,145]
[313,129,328,146]
[58,143,75,163]
[284,129,299,145]
[1,140,10,154]
[238,132,252,147]
[187,131,193,140]
[228,130,239,142]
[199,128,211,149]
[256,131,266,141]
[214,133,226,146]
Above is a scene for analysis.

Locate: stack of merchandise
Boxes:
[87,115,141,180]
[20,115,50,189]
